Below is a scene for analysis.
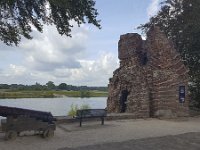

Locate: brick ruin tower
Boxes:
[107,26,189,118]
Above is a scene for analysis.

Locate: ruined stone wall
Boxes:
[107,27,189,118]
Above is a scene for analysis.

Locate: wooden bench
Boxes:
[76,109,107,127]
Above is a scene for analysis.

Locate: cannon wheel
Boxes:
[5,130,17,140]
[42,128,54,138]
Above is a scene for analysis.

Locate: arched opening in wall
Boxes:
[119,90,129,113]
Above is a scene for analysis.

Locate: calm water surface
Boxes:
[0,97,107,116]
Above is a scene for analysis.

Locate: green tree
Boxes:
[32,82,43,90]
[0,84,10,89]
[0,0,101,46]
[46,81,56,90]
[58,83,67,90]
[139,0,200,108]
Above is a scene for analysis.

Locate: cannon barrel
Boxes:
[0,105,56,122]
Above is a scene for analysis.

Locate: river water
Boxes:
[0,97,107,116]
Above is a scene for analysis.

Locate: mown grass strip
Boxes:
[0,90,108,99]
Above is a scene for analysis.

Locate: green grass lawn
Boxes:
[0,90,108,99]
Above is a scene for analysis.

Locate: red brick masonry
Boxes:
[107,26,189,118]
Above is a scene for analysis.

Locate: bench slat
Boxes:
[76,109,107,118]
[76,109,107,127]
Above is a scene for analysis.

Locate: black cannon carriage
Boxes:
[0,105,56,140]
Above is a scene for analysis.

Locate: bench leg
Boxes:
[101,117,104,125]
[80,118,82,127]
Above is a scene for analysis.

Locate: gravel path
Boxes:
[59,132,200,150]
[0,117,200,150]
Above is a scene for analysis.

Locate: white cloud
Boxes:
[4,64,27,76]
[20,24,88,71]
[147,0,161,17]
[29,52,119,86]
[75,52,119,86]
[0,24,119,86]
[0,64,31,84]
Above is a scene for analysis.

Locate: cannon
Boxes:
[0,105,56,140]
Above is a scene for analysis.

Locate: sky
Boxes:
[0,0,162,86]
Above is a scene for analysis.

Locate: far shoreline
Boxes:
[0,90,108,99]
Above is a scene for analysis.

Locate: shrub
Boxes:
[80,104,91,110]
[80,90,90,98]
[67,103,91,117]
[68,104,78,117]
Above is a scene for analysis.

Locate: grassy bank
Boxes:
[0,90,108,99]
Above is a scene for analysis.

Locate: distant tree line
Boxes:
[0,81,107,91]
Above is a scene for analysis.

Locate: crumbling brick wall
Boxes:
[107,26,189,118]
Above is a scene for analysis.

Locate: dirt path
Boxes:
[0,117,200,150]
[59,132,200,150]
